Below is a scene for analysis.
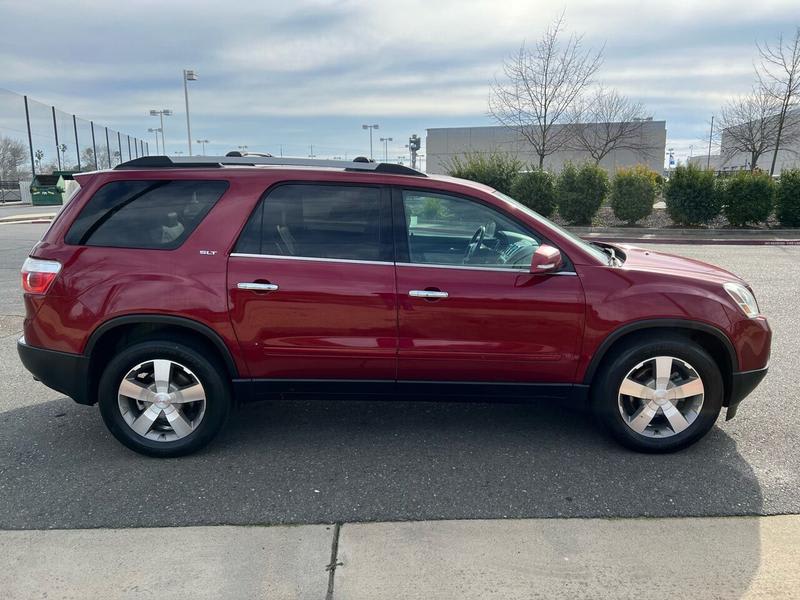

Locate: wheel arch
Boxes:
[83,315,240,405]
[583,319,738,405]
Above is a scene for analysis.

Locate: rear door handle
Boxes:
[409,289,448,299]
[237,282,279,291]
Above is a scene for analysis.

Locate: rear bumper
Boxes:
[17,337,92,405]
[725,366,768,420]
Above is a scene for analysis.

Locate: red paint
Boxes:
[22,166,771,396]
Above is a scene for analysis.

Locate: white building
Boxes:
[425,121,666,175]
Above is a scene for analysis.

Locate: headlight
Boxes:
[724,282,760,318]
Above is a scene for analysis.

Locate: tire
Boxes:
[591,336,723,453]
[98,339,231,457]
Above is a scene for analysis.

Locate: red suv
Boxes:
[18,155,771,457]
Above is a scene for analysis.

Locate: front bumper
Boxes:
[17,337,92,405]
[725,366,769,420]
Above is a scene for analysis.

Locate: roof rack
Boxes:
[114,155,426,177]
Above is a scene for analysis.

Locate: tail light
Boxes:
[21,257,61,294]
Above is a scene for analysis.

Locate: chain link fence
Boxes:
[0,88,149,203]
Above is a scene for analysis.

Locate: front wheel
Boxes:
[98,340,231,457]
[592,337,723,453]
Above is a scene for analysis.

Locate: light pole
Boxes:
[237,145,248,154]
[362,124,379,159]
[183,69,198,155]
[379,137,392,162]
[149,109,172,154]
[196,139,209,155]
[148,127,162,154]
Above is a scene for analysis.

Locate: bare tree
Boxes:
[0,136,30,180]
[717,86,784,171]
[757,27,800,175]
[567,87,652,165]
[489,13,603,169]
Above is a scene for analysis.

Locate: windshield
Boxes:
[492,191,609,263]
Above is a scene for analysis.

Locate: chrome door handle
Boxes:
[237,282,279,291]
[409,290,448,299]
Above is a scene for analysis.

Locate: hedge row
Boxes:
[447,153,800,227]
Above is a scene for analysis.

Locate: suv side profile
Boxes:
[18,155,771,457]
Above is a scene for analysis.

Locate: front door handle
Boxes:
[409,289,448,299]
[237,282,279,291]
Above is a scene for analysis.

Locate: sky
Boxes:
[1,0,798,167]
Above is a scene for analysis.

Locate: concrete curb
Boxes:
[583,236,800,246]
[574,227,800,245]
[0,213,56,224]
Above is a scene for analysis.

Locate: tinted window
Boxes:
[234,184,392,262]
[402,190,540,269]
[66,180,228,249]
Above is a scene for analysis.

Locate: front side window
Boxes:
[65,180,228,249]
[234,184,392,262]
[402,190,541,269]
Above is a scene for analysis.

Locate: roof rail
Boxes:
[115,155,426,177]
[225,150,274,157]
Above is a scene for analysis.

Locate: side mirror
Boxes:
[530,244,563,274]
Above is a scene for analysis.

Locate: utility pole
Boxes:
[183,69,198,155]
[706,115,714,170]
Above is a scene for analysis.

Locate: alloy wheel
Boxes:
[117,359,206,442]
[617,355,704,438]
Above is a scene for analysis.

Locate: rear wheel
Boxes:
[592,337,723,453]
[98,340,230,457]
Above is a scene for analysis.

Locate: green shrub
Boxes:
[610,168,656,224]
[776,169,800,227]
[556,163,609,225]
[664,165,721,226]
[445,152,523,195]
[721,171,774,227]
[626,164,664,196]
[509,169,557,217]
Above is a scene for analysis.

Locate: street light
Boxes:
[183,69,198,155]
[149,109,172,154]
[196,139,209,156]
[238,145,248,153]
[379,137,393,162]
[148,127,162,154]
[362,124,379,159]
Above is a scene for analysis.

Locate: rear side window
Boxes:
[234,184,392,262]
[65,180,228,249]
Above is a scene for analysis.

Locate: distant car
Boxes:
[18,155,771,456]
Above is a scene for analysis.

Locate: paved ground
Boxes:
[0,223,798,530]
[3,515,799,599]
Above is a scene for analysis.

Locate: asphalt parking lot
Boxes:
[0,222,797,530]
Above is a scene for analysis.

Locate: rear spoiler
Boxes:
[73,172,101,187]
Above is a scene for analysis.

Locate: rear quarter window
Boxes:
[65,180,228,249]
